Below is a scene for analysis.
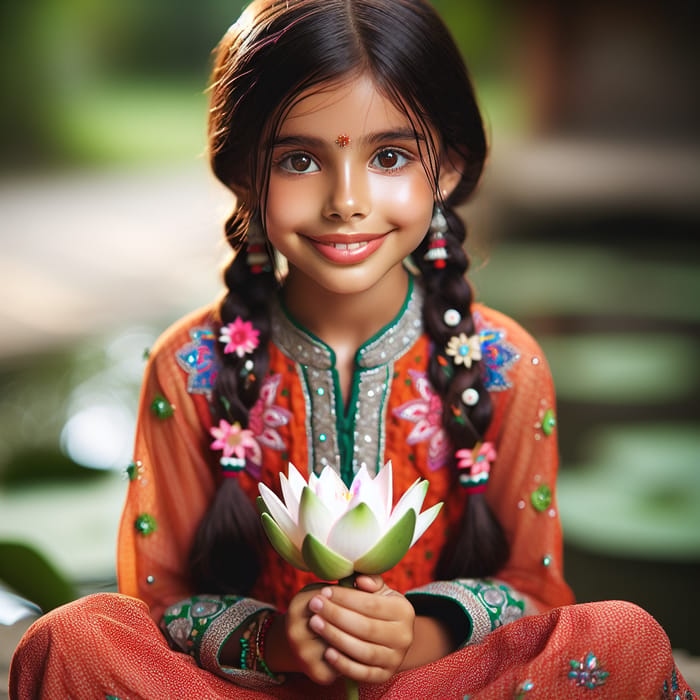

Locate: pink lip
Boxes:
[306,234,386,264]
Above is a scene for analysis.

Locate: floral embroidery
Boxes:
[457,579,525,629]
[392,370,450,471]
[175,327,219,396]
[219,317,260,357]
[662,666,695,699]
[162,595,242,657]
[210,420,262,475]
[568,651,610,688]
[248,374,292,457]
[474,317,520,391]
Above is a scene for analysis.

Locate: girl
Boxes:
[11,0,695,698]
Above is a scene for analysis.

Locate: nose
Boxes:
[322,160,370,222]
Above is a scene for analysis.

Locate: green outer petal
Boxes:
[354,508,416,574]
[256,495,269,515]
[261,512,309,572]
[299,485,336,542]
[327,502,381,562]
[301,534,354,581]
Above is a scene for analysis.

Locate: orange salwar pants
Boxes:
[10,592,696,699]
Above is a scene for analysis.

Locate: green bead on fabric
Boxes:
[126,460,142,481]
[542,409,556,436]
[531,485,552,512]
[150,394,174,419]
[134,513,157,536]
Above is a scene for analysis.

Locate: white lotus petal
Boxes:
[258,482,302,547]
[286,463,309,501]
[279,474,297,521]
[280,465,307,523]
[374,462,394,520]
[346,465,387,525]
[314,467,351,514]
[410,502,443,547]
[299,485,336,542]
[308,472,319,491]
[388,479,427,528]
[327,502,382,562]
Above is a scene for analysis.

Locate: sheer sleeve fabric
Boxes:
[405,304,574,646]
[117,307,223,622]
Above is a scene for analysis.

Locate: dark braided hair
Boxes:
[415,205,509,579]
[189,0,508,594]
[187,209,276,593]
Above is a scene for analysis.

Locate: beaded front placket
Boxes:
[272,277,424,486]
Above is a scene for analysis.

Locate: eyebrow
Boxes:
[270,128,425,150]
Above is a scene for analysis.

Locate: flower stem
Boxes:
[339,575,359,700]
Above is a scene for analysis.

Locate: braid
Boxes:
[416,203,510,579]
[188,208,278,595]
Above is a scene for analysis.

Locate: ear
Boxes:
[437,149,465,200]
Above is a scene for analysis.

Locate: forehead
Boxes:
[277,74,416,137]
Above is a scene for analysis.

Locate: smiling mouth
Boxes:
[307,234,386,264]
[324,241,370,251]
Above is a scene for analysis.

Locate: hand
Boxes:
[266,584,340,685]
[307,574,415,684]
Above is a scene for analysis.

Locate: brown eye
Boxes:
[373,149,409,171]
[377,150,399,168]
[279,152,319,174]
[291,154,311,171]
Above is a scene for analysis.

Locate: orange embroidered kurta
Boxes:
[10,280,696,699]
[118,281,572,622]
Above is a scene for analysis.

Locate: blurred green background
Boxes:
[0,0,698,656]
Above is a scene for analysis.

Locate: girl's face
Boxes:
[264,74,458,300]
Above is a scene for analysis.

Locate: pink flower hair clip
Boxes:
[210,419,262,476]
[219,317,260,357]
[455,441,496,494]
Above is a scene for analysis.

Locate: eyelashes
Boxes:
[274,147,414,175]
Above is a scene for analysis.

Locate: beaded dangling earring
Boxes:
[424,204,448,269]
[246,214,271,274]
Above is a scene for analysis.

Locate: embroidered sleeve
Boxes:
[405,578,526,648]
[474,308,575,612]
[161,595,283,688]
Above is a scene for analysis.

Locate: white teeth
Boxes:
[330,241,367,250]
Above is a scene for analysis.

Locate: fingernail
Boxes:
[309,596,324,613]
[321,586,333,599]
[309,614,324,633]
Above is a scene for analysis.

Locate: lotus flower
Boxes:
[257,461,442,582]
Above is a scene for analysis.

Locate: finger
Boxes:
[324,645,394,684]
[309,612,397,668]
[309,594,413,650]
[316,586,406,622]
[353,574,384,593]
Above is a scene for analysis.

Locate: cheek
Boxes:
[374,175,434,226]
[265,181,312,232]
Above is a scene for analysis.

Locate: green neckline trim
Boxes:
[278,275,414,368]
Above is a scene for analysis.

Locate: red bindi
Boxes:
[335,134,351,148]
